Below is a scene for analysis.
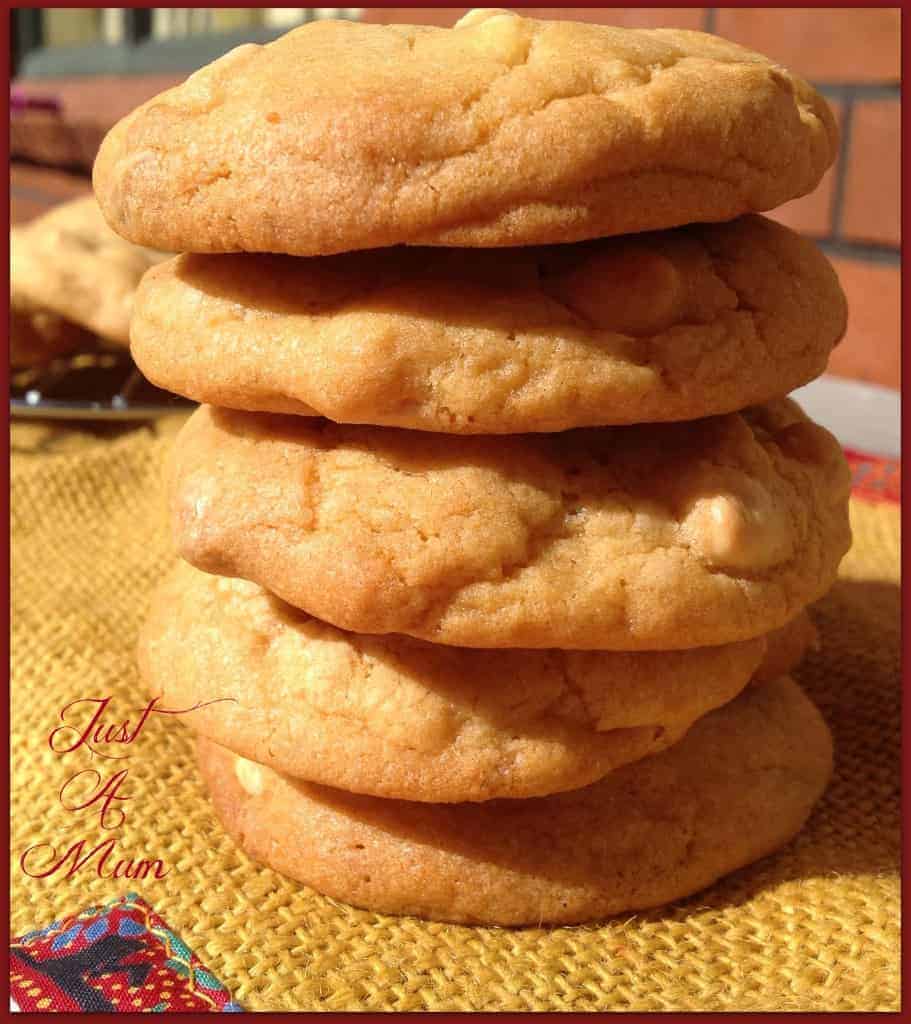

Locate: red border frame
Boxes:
[4,4,905,1020]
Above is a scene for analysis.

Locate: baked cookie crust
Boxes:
[170,401,851,650]
[142,561,815,801]
[131,216,845,432]
[197,677,833,925]
[94,9,837,256]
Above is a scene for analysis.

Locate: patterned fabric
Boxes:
[844,448,900,504]
[10,418,900,1011]
[10,893,242,1012]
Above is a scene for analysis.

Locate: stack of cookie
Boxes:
[95,9,852,925]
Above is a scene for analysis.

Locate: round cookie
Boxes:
[197,676,833,925]
[131,216,846,433]
[94,9,837,256]
[11,195,166,346]
[170,401,851,650]
[142,561,815,802]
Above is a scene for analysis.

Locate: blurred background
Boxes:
[10,7,900,394]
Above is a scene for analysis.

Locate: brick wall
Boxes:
[713,9,900,389]
[364,8,901,390]
[13,8,900,389]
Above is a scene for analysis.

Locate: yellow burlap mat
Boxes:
[11,419,900,1012]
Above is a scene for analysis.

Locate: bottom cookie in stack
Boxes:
[196,677,832,926]
[140,563,829,924]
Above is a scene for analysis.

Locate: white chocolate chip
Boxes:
[186,473,218,521]
[234,756,264,796]
[547,246,685,336]
[681,483,792,572]
[455,8,515,29]
[456,9,530,65]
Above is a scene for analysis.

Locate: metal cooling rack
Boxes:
[10,349,191,421]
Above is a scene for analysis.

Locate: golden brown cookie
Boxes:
[170,401,851,650]
[94,9,837,256]
[11,196,166,347]
[141,561,816,802]
[131,216,846,433]
[197,676,833,925]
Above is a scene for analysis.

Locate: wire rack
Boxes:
[10,349,191,421]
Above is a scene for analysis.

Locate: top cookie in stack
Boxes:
[95,7,835,255]
[106,9,851,925]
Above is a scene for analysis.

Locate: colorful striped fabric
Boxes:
[845,448,900,504]
[10,893,242,1012]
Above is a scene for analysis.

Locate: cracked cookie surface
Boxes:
[170,400,851,650]
[94,9,837,255]
[131,216,845,433]
[142,561,815,801]
[197,676,833,924]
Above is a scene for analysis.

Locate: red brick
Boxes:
[362,8,706,29]
[770,101,843,237]
[841,101,901,247]
[714,8,900,84]
[478,9,707,29]
[360,7,455,26]
[826,259,900,389]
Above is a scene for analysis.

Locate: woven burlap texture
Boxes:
[11,420,900,1012]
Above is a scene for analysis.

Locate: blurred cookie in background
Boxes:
[10,195,167,367]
